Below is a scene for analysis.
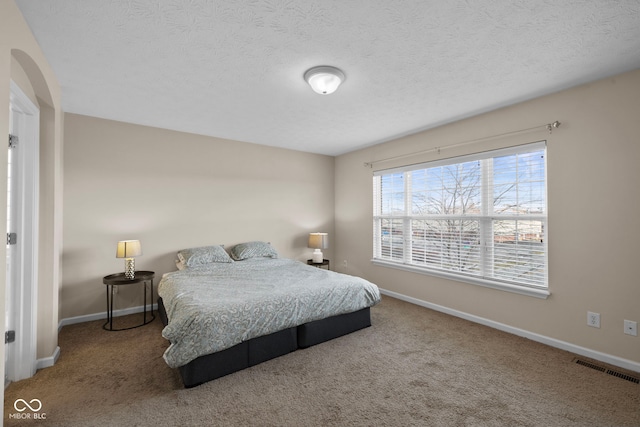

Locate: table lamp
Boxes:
[308,233,328,263]
[116,240,142,279]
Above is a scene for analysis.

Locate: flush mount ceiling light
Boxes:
[304,66,345,95]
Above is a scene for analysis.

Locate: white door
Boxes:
[5,95,20,386]
[5,81,39,386]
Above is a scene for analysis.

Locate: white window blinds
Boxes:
[373,141,548,291]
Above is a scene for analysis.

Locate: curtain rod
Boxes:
[363,120,561,168]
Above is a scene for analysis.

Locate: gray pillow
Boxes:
[230,241,278,260]
[177,245,233,267]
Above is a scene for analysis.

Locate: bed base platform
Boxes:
[158,298,371,388]
[297,307,372,348]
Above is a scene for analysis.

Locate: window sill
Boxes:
[371,259,550,299]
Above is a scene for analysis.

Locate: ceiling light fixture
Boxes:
[304,66,345,95]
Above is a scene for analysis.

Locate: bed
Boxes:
[157,242,381,388]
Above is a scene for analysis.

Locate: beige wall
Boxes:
[1,0,63,418]
[335,69,640,367]
[62,114,335,319]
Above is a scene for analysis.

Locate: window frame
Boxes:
[372,141,550,299]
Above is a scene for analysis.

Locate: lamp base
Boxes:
[125,258,136,279]
[312,249,324,264]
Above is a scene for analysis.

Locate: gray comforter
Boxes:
[158,258,381,368]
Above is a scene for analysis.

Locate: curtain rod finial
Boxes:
[547,121,561,133]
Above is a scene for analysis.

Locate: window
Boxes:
[373,141,548,296]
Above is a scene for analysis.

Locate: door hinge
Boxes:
[8,134,18,149]
[5,330,15,344]
[7,232,17,245]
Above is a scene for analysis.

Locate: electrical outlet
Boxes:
[624,320,637,336]
[587,311,600,328]
[343,260,348,268]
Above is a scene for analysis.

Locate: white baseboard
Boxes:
[379,288,640,374]
[36,346,60,370]
[58,303,158,331]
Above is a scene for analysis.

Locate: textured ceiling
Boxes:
[15,0,640,156]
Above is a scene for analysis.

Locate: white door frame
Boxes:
[5,80,39,383]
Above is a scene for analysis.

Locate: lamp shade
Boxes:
[116,240,142,258]
[308,233,329,249]
[304,66,345,95]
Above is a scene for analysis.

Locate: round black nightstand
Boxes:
[102,270,155,331]
[307,259,330,270]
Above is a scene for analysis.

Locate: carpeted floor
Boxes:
[4,296,640,426]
